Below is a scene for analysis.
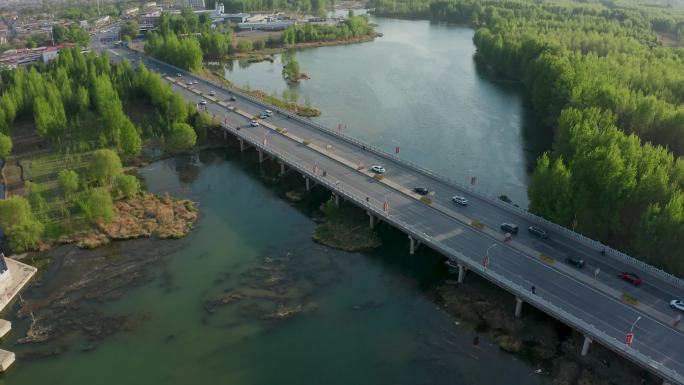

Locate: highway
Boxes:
[108,45,684,383]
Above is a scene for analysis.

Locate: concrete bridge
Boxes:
[112,46,684,385]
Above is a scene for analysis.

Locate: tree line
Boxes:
[144,9,374,67]
[207,0,330,16]
[369,0,684,275]
[0,48,208,252]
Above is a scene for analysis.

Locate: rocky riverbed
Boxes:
[434,273,651,385]
[13,238,185,358]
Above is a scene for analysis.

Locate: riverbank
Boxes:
[230,33,381,64]
[200,68,321,117]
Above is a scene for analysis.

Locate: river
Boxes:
[2,16,550,385]
[4,150,544,385]
[225,16,550,206]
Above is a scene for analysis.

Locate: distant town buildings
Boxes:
[0,43,75,69]
[177,0,205,10]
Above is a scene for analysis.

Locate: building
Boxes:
[95,15,110,26]
[124,7,140,17]
[0,23,7,45]
[224,13,249,24]
[237,20,295,31]
[177,0,205,10]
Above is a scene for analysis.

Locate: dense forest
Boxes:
[370,0,684,275]
[0,48,209,251]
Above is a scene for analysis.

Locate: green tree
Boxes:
[58,169,80,197]
[115,174,140,199]
[119,120,142,156]
[0,133,11,157]
[6,220,44,252]
[88,149,123,186]
[79,188,115,223]
[166,122,197,152]
[120,20,140,41]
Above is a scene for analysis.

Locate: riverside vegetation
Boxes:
[0,48,206,253]
[370,0,684,276]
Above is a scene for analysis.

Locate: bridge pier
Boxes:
[581,335,592,356]
[304,176,311,191]
[239,139,246,152]
[223,129,227,140]
[663,381,673,385]
[279,161,286,176]
[258,149,264,163]
[514,297,523,318]
[457,263,466,283]
[334,194,340,208]
[368,212,376,229]
[408,236,421,255]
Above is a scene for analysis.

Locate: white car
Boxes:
[671,300,684,312]
[370,165,386,174]
[209,90,216,96]
[199,100,207,106]
[265,109,273,117]
[452,195,468,206]
[250,120,259,127]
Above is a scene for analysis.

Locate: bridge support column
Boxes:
[305,176,311,191]
[581,335,592,356]
[408,236,421,255]
[368,212,376,229]
[223,129,227,140]
[663,381,673,385]
[258,149,264,163]
[457,264,466,283]
[239,139,246,152]
[279,161,286,176]
[514,297,523,318]
[334,194,340,208]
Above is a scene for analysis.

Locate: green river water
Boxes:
[1,15,550,385]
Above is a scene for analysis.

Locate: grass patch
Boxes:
[539,254,555,264]
[621,293,639,305]
[302,140,311,146]
[470,220,485,229]
[420,196,433,204]
[313,197,381,252]
[373,174,384,180]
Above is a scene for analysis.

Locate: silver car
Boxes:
[370,165,386,174]
[671,300,684,312]
[452,195,468,206]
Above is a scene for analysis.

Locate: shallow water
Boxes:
[3,150,544,385]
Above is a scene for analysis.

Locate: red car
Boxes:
[618,272,642,286]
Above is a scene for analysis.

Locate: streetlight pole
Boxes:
[484,243,497,270]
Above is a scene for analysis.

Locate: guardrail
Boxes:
[132,50,684,291]
[220,120,684,385]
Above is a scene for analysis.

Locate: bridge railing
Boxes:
[136,50,684,289]
[220,121,684,385]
